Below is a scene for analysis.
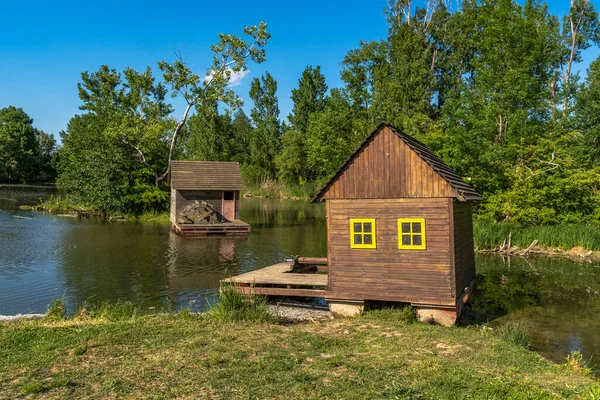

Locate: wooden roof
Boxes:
[312,122,482,202]
[170,161,244,191]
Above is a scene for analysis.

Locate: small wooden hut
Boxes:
[311,122,482,324]
[223,122,481,325]
[170,161,250,236]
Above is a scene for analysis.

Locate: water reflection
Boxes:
[469,254,600,368]
[0,191,327,315]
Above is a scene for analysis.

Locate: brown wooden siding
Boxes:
[453,201,476,294]
[323,127,458,200]
[327,198,454,306]
[170,188,177,223]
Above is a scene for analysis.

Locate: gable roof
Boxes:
[311,122,482,202]
[170,161,244,191]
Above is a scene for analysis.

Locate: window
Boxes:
[350,219,376,249]
[398,218,426,250]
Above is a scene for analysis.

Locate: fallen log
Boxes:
[521,240,538,256]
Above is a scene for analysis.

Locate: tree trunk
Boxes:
[551,69,558,120]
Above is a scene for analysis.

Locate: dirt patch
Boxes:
[267,299,333,322]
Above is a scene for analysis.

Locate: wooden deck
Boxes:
[221,257,329,297]
[172,220,250,236]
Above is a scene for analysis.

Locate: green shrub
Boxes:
[563,350,593,376]
[206,284,271,323]
[495,322,529,348]
[45,298,66,321]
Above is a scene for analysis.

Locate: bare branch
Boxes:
[121,138,159,176]
[523,153,560,180]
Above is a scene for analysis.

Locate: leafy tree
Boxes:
[0,106,56,182]
[56,114,132,212]
[0,106,36,181]
[229,109,253,165]
[305,90,356,181]
[575,56,600,166]
[276,130,305,185]
[562,0,600,114]
[184,102,233,161]
[76,23,270,188]
[288,66,328,134]
[249,72,281,179]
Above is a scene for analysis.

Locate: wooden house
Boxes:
[170,161,250,236]
[222,122,481,325]
[311,122,482,324]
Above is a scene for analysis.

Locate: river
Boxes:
[1,184,599,369]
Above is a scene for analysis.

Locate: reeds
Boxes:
[474,220,600,251]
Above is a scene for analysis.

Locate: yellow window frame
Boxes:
[350,218,377,249]
[398,218,427,250]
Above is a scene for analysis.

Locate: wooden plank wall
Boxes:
[170,188,177,223]
[324,127,458,200]
[453,201,476,294]
[327,198,455,306]
[175,190,224,218]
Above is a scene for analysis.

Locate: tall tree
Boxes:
[249,72,281,179]
[288,66,328,134]
[304,89,356,181]
[184,102,233,161]
[76,23,270,188]
[0,106,36,181]
[0,106,56,182]
[562,0,600,114]
[230,109,253,165]
[56,114,133,212]
[575,56,600,166]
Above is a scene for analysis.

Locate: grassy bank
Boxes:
[1,306,598,398]
[31,195,171,223]
[474,220,600,251]
[242,179,319,199]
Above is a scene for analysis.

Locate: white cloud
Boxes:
[205,68,250,87]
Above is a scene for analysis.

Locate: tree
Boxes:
[76,23,270,188]
[562,0,600,114]
[288,66,328,134]
[184,102,233,161]
[229,109,253,165]
[249,72,281,179]
[305,90,356,181]
[0,106,36,181]
[276,130,305,185]
[0,106,56,182]
[575,56,600,166]
[56,114,132,212]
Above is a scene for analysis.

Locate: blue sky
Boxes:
[0,0,598,141]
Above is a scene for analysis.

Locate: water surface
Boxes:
[1,185,599,369]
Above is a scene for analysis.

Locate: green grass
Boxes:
[205,284,272,323]
[0,304,598,399]
[495,322,529,349]
[35,195,88,213]
[44,298,66,321]
[78,301,140,321]
[474,219,600,251]
[243,179,319,199]
[128,211,170,223]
